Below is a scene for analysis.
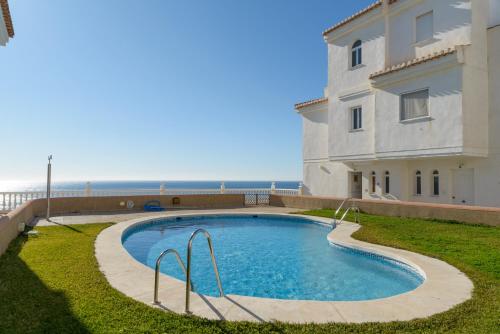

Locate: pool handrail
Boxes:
[185,228,224,313]
[153,248,189,305]
[333,198,360,227]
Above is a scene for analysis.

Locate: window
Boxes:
[416,11,434,43]
[401,89,429,121]
[371,171,376,193]
[432,170,440,196]
[351,107,362,130]
[384,171,390,194]
[351,40,362,67]
[415,171,422,195]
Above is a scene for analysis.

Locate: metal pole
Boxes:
[46,155,52,220]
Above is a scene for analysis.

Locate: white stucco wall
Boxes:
[489,0,500,27]
[374,66,464,158]
[488,27,500,157]
[301,105,329,161]
[329,91,375,160]
[461,0,490,156]
[0,9,9,46]
[300,2,500,207]
[327,20,385,95]
[326,19,384,161]
[472,25,500,207]
[356,160,409,201]
[303,161,350,197]
[388,0,472,65]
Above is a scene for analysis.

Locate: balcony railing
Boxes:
[0,182,301,212]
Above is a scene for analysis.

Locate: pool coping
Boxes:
[95,210,473,324]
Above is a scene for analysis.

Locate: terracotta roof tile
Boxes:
[323,1,382,36]
[369,48,457,79]
[323,0,400,37]
[0,0,14,38]
[295,97,328,110]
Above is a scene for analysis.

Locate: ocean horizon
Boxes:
[0,180,301,192]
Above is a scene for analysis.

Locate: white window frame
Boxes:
[350,106,363,131]
[351,40,362,69]
[400,88,430,122]
[414,11,434,44]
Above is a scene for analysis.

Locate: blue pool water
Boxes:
[122,215,424,301]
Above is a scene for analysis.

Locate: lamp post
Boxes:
[46,155,52,220]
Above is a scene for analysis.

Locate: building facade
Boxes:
[297,0,500,207]
[0,0,14,46]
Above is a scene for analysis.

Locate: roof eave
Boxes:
[322,0,402,39]
[0,0,14,38]
[295,97,329,113]
[322,1,383,38]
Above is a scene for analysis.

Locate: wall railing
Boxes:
[0,182,301,212]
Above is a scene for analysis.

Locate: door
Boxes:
[452,169,475,205]
[350,172,363,199]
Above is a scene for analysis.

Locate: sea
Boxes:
[0,181,300,192]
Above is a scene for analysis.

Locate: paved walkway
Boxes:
[33,206,301,226]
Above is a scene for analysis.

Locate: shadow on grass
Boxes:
[45,220,88,234]
[0,236,90,334]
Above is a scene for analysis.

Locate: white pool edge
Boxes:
[95,210,473,324]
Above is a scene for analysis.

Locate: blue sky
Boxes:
[0,0,373,183]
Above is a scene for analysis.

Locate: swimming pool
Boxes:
[122,214,424,301]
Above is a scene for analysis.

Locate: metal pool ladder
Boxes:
[152,228,225,314]
[153,249,188,305]
[333,198,360,227]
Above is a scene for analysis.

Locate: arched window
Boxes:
[384,171,390,194]
[351,40,362,68]
[415,171,422,195]
[432,170,440,196]
[371,171,376,193]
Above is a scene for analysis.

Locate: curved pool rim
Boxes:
[121,213,427,302]
[95,210,473,323]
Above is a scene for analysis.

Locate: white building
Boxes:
[0,0,13,46]
[297,0,500,207]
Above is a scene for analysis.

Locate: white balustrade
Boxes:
[85,182,92,197]
[0,186,300,212]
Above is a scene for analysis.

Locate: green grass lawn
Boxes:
[0,211,499,334]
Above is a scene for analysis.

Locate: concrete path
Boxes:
[33,206,300,226]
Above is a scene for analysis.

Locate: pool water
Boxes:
[122,215,424,301]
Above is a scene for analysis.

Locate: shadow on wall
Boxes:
[303,184,312,196]
[0,236,90,333]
